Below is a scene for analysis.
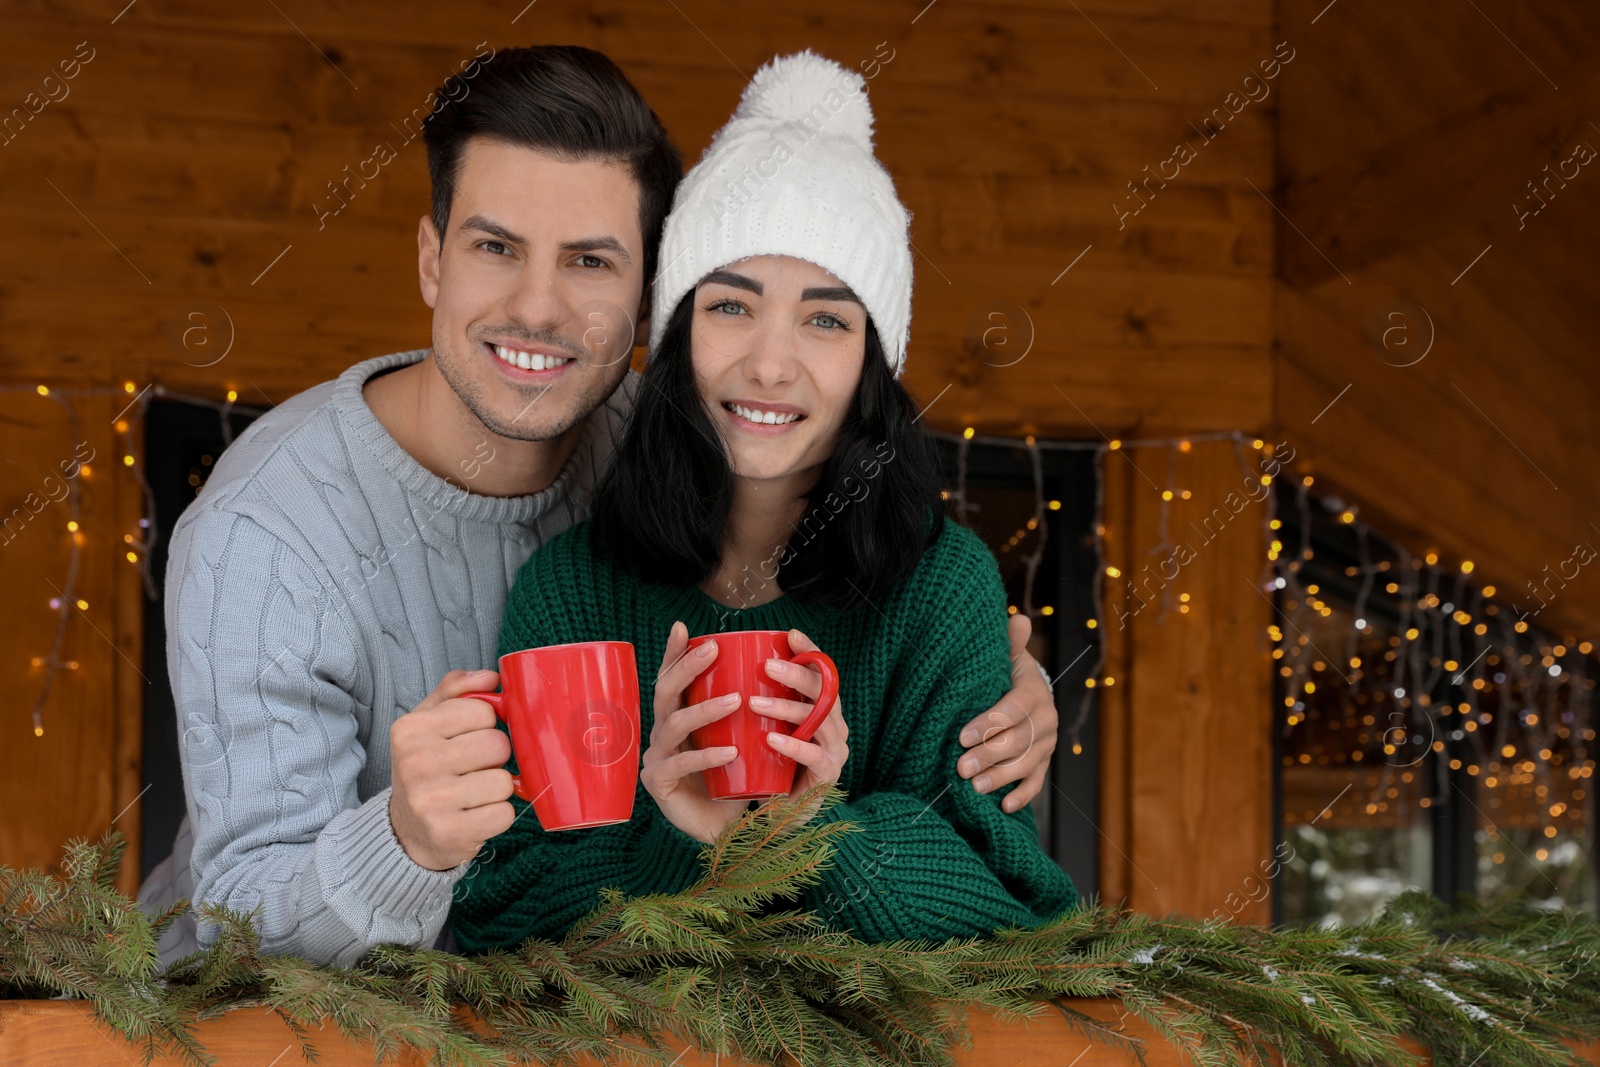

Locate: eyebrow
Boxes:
[800,285,863,304]
[702,269,762,294]
[700,270,863,305]
[459,214,524,244]
[458,216,632,262]
[563,235,632,263]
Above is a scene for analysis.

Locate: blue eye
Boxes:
[705,299,748,316]
[811,312,850,330]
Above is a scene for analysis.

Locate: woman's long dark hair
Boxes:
[590,291,946,610]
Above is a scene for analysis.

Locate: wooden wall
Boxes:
[0,393,145,895]
[1272,0,1600,641]
[0,0,1284,909]
[0,0,1278,415]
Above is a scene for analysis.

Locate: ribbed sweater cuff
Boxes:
[317,787,465,941]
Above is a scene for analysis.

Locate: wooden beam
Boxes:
[1099,441,1276,921]
[7,995,1597,1065]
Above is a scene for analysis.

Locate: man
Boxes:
[138,45,1059,968]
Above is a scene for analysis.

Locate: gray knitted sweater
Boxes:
[136,350,636,967]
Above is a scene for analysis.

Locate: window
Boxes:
[1272,482,1598,925]
[932,436,1101,898]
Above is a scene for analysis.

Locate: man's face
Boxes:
[418,138,646,442]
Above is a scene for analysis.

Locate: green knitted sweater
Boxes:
[448,517,1079,951]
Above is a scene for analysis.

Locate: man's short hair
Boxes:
[422,45,682,281]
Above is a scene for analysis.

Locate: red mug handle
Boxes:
[786,651,839,744]
[462,690,528,802]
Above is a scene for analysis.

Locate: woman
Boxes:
[450,51,1078,950]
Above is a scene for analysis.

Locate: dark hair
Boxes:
[421,45,682,281]
[590,293,947,610]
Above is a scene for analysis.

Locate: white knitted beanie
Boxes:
[649,51,914,376]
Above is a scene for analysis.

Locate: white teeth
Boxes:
[493,344,572,372]
[729,403,800,425]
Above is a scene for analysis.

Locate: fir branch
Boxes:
[4,795,1600,1067]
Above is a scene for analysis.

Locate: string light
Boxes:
[1275,476,1596,878]
[943,428,1273,756]
[1,381,265,737]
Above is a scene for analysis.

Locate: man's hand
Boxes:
[956,614,1059,813]
[389,669,517,871]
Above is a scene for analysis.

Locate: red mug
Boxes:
[464,641,640,831]
[686,630,840,801]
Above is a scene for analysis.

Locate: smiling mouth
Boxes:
[723,402,806,426]
[488,342,575,372]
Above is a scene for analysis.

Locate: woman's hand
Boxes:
[641,621,746,844]
[756,629,849,825]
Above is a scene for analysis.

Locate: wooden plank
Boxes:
[0,287,430,401]
[1276,0,1596,182]
[1274,283,1600,641]
[1094,440,1279,919]
[0,999,1198,1067]
[1,98,1275,229]
[1278,63,1600,287]
[908,342,1271,440]
[1274,0,1600,285]
[0,186,1271,312]
[1118,441,1275,920]
[0,0,1275,45]
[1274,263,1599,485]
[5,996,1595,1066]
[0,5,1281,123]
[0,394,130,879]
[0,208,428,306]
[0,1000,426,1067]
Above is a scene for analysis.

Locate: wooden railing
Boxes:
[5,999,1599,1067]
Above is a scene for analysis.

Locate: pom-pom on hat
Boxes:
[649,51,914,376]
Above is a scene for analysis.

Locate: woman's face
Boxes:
[690,255,867,484]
